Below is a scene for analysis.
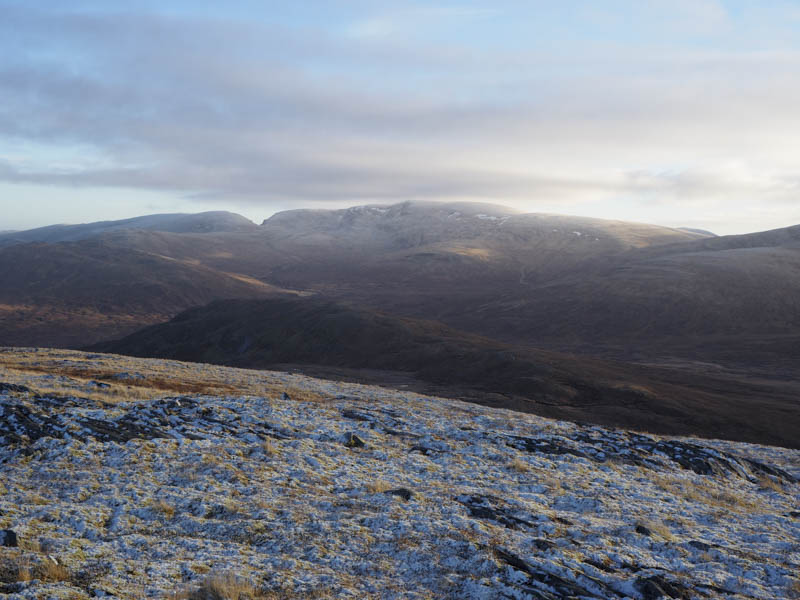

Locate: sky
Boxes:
[1,1,799,234]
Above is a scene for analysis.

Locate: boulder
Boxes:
[385,488,413,501]
[0,529,18,547]
[343,432,366,448]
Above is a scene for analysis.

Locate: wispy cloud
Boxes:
[1,1,799,233]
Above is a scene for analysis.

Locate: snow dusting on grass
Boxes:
[1,348,798,599]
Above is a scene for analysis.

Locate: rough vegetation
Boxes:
[1,348,798,599]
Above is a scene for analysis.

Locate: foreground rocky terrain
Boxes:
[1,348,799,599]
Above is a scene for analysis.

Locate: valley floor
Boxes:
[0,348,799,599]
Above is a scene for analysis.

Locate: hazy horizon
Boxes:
[2,1,800,235]
[0,197,791,236]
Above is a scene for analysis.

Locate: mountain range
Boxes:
[2,202,799,447]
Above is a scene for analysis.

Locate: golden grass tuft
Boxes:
[365,480,393,494]
[15,558,32,583]
[755,473,785,493]
[151,498,177,519]
[37,559,71,583]
[0,556,71,585]
[635,519,674,541]
[172,573,272,600]
[262,440,280,456]
[650,473,760,512]
[508,457,531,473]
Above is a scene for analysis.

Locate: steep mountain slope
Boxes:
[0,211,257,247]
[93,296,800,448]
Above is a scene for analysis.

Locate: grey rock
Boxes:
[0,382,31,393]
[343,432,366,448]
[637,575,692,599]
[0,529,18,547]
[640,579,669,600]
[385,488,413,501]
[688,540,712,551]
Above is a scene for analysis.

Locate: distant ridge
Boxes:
[0,211,257,247]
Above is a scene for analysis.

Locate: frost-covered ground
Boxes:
[1,348,799,599]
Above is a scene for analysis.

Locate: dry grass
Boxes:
[172,573,263,600]
[635,519,674,541]
[18,537,42,553]
[540,473,564,494]
[280,386,327,404]
[14,558,32,583]
[37,559,71,583]
[170,572,329,600]
[24,494,50,506]
[755,474,785,493]
[151,498,177,519]
[262,440,280,456]
[650,473,759,512]
[508,457,531,473]
[0,556,71,585]
[0,347,330,406]
[365,480,393,494]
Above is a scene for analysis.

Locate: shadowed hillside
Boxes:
[0,239,292,347]
[93,296,800,448]
[451,225,800,367]
[0,201,718,352]
[3,202,799,446]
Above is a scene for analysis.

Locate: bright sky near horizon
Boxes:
[1,0,799,234]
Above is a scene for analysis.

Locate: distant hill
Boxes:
[3,201,799,446]
[93,296,800,448]
[450,223,800,367]
[0,211,257,247]
[0,238,292,347]
[2,201,796,365]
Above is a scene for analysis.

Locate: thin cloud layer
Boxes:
[1,1,799,233]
